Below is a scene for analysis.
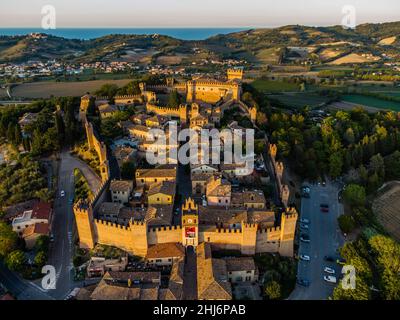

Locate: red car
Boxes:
[321,207,329,213]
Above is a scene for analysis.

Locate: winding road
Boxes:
[0,151,101,300]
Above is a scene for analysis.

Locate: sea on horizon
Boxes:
[0,28,248,40]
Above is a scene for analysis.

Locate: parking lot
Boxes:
[289,181,345,300]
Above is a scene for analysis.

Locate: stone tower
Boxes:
[278,207,298,257]
[74,201,97,249]
[186,81,195,103]
[227,68,244,81]
[181,198,199,248]
[179,104,188,124]
[241,222,258,255]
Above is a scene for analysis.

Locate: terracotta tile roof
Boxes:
[130,124,150,133]
[159,258,184,300]
[146,243,185,259]
[98,202,123,216]
[247,210,275,226]
[196,243,232,300]
[110,179,133,193]
[145,204,174,226]
[191,172,213,182]
[198,206,247,226]
[136,166,177,179]
[148,181,176,197]
[98,103,118,114]
[22,222,49,238]
[224,257,256,272]
[31,202,52,220]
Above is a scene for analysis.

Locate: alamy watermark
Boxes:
[41,5,56,29]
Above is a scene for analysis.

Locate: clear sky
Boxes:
[1,0,400,28]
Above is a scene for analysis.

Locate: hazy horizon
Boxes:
[1,0,400,28]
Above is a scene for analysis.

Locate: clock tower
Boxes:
[181,198,199,248]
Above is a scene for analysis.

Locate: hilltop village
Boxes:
[72,68,298,300]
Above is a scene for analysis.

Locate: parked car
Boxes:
[324,267,335,274]
[300,255,310,261]
[60,190,65,197]
[324,276,337,284]
[320,207,329,213]
[300,224,309,230]
[297,279,310,287]
[300,218,310,224]
[300,234,310,243]
[336,258,346,265]
[324,256,335,262]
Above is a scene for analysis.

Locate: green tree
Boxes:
[338,215,356,233]
[35,235,49,252]
[95,83,119,99]
[264,280,281,300]
[344,184,366,207]
[55,111,65,144]
[0,222,18,258]
[167,90,181,108]
[34,251,47,268]
[14,124,22,146]
[329,152,343,178]
[120,160,136,180]
[385,151,400,180]
[5,250,26,272]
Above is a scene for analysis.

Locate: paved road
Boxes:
[182,246,197,300]
[289,182,345,300]
[1,151,101,300]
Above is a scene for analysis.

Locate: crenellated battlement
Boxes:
[216,227,242,234]
[149,225,182,233]
[258,226,281,234]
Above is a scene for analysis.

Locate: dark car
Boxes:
[336,258,346,265]
[300,234,310,243]
[297,279,310,287]
[324,256,335,262]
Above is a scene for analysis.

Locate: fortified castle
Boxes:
[75,68,297,258]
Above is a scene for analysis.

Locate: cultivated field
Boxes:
[10,79,133,98]
[341,94,400,112]
[268,93,331,109]
[378,36,397,46]
[251,79,299,93]
[373,181,400,241]
[329,53,380,65]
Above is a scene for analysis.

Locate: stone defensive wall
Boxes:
[269,143,290,208]
[146,103,187,122]
[75,201,298,257]
[81,112,110,182]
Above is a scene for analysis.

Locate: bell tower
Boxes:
[181,198,199,248]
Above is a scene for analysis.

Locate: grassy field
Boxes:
[341,94,400,111]
[11,79,133,98]
[251,79,299,93]
[268,93,332,109]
